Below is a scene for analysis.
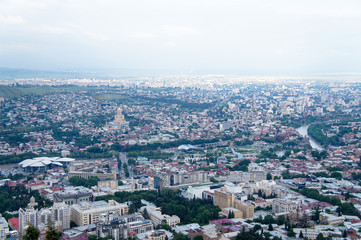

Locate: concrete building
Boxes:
[19,197,38,237]
[98,180,118,189]
[221,208,243,218]
[249,170,267,182]
[234,200,254,218]
[0,215,9,240]
[53,186,93,205]
[19,198,71,237]
[154,171,209,190]
[214,187,234,209]
[137,230,167,240]
[171,171,209,186]
[71,200,129,226]
[97,213,153,240]
[272,198,299,214]
[213,187,254,218]
[142,206,180,227]
[68,171,116,181]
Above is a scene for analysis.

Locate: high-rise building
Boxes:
[214,187,234,209]
[19,198,71,237]
[19,197,38,237]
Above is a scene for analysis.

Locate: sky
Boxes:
[0,0,361,75]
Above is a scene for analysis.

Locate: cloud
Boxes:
[132,32,156,39]
[291,9,361,18]
[0,14,25,24]
[43,25,73,34]
[166,41,177,47]
[82,31,109,41]
[163,25,197,37]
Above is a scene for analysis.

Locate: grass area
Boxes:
[0,85,99,98]
[93,93,124,100]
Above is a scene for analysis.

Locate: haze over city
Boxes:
[1,0,361,74]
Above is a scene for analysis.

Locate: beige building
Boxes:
[98,180,118,189]
[213,187,254,218]
[234,200,254,218]
[214,187,234,209]
[71,200,128,226]
[221,207,243,218]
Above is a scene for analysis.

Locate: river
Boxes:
[295,125,324,151]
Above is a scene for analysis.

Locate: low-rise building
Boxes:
[71,200,129,226]
[53,186,93,205]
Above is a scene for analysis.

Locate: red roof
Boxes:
[8,217,19,230]
[7,181,18,187]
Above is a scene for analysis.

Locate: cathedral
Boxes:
[108,107,129,129]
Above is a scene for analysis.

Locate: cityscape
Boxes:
[1,76,361,240]
[1,0,361,240]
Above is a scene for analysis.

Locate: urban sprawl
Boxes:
[1,76,361,240]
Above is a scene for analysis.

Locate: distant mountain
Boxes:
[0,67,126,81]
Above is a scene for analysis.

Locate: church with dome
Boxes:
[108,107,129,129]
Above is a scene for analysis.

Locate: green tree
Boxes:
[193,235,203,240]
[161,224,172,231]
[23,225,40,240]
[276,215,285,225]
[268,224,273,231]
[45,223,61,240]
[316,233,325,240]
[331,171,343,179]
[266,173,272,180]
[299,230,304,238]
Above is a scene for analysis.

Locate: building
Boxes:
[108,107,129,129]
[319,213,345,226]
[249,170,267,182]
[171,171,209,186]
[234,200,254,218]
[214,187,234,209]
[142,206,180,227]
[71,200,129,226]
[221,208,243,218]
[68,171,116,181]
[97,213,153,240]
[0,215,9,240]
[18,157,75,172]
[213,187,254,218]
[154,171,209,190]
[53,186,93,205]
[19,198,71,237]
[98,180,118,189]
[51,202,71,230]
[137,230,167,240]
[19,197,38,236]
[272,198,299,214]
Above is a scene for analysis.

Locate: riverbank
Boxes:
[295,125,324,151]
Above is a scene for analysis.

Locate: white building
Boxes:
[71,200,129,226]
[272,198,299,214]
[142,206,180,227]
[19,197,71,236]
[0,215,9,240]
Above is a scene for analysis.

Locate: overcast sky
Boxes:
[0,0,361,74]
